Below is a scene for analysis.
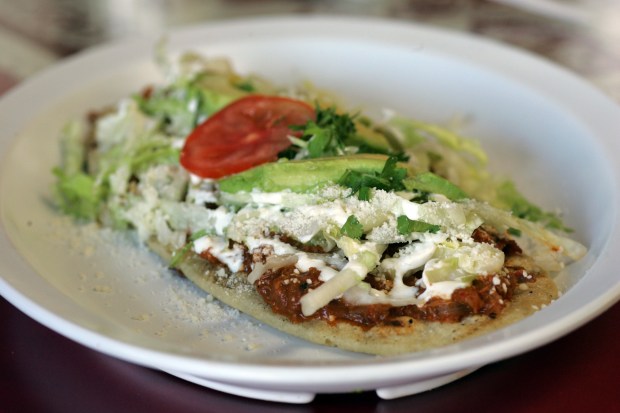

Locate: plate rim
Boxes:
[1,14,620,392]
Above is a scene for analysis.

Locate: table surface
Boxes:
[2,296,619,412]
[1,1,620,412]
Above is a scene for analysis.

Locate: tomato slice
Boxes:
[180,95,315,178]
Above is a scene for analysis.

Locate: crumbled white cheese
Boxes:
[379,241,436,299]
[295,253,339,282]
[245,237,298,256]
[193,236,246,273]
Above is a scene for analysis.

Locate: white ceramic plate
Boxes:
[1,16,620,403]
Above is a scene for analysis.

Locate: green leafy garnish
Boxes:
[404,172,468,201]
[357,186,371,201]
[341,215,364,239]
[52,168,102,220]
[129,138,180,172]
[396,215,441,235]
[290,105,356,158]
[170,229,208,268]
[135,72,249,137]
[338,156,407,199]
[495,181,571,231]
[234,79,255,92]
[387,116,488,164]
[52,121,103,220]
[134,81,208,136]
[507,227,522,237]
[306,106,355,157]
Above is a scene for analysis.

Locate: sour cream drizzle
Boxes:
[188,186,509,313]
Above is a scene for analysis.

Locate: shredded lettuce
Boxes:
[134,81,208,137]
[53,99,183,225]
[53,168,102,220]
[94,102,181,197]
[299,239,386,316]
[396,215,440,235]
[129,138,180,172]
[137,47,283,138]
[170,229,208,268]
[494,181,570,231]
[385,116,569,230]
[388,116,487,163]
[404,171,468,201]
[467,200,587,269]
[134,72,257,138]
[52,121,102,219]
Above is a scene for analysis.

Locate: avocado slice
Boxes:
[218,154,393,193]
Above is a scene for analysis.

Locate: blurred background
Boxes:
[0,0,619,99]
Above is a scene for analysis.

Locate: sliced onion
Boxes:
[247,254,299,284]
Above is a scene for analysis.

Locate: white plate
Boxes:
[1,16,620,403]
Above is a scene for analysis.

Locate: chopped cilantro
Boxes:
[234,80,255,92]
[289,105,356,158]
[396,215,440,235]
[307,106,355,157]
[338,156,407,199]
[507,227,522,237]
[380,156,408,188]
[341,215,364,239]
[286,105,409,161]
[357,186,371,201]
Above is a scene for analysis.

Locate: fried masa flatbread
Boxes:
[147,239,558,356]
